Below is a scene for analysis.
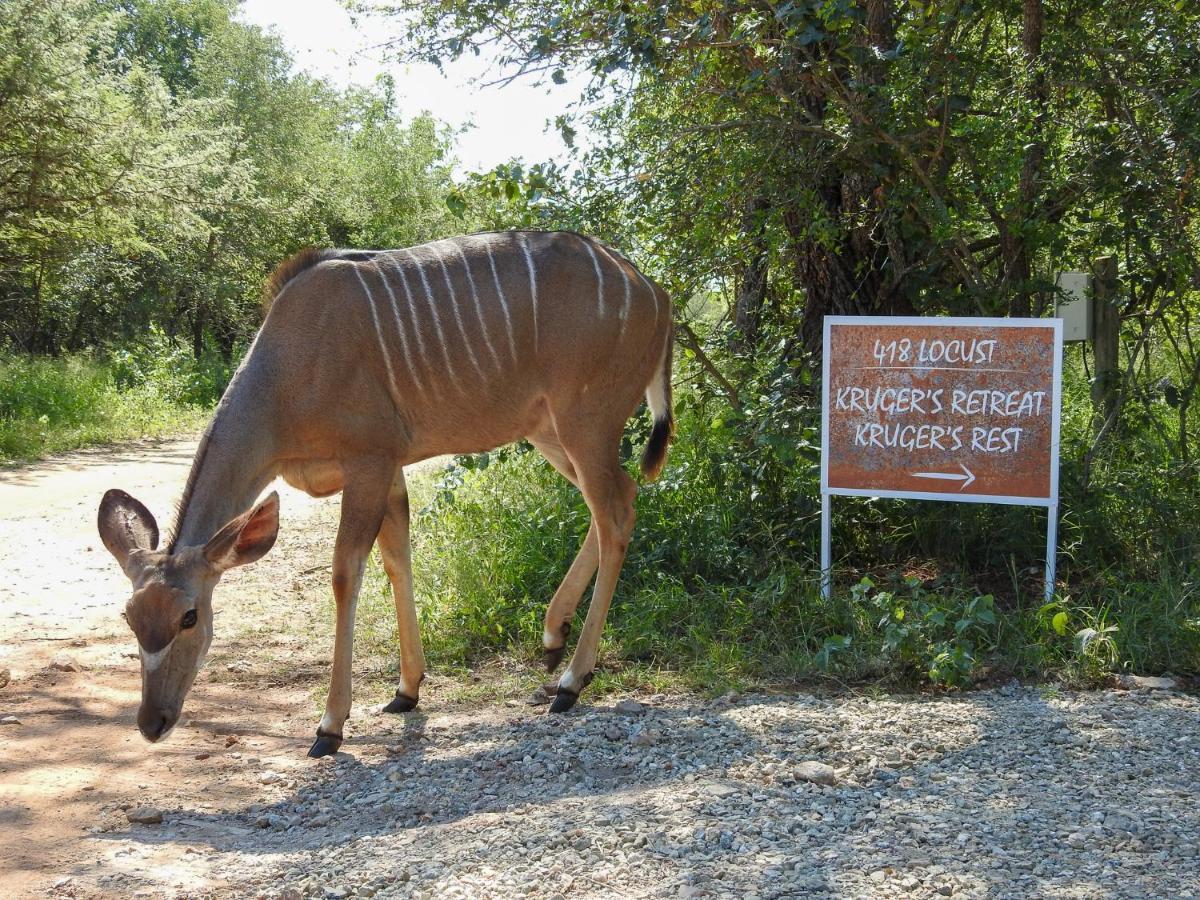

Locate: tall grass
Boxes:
[0,335,228,464]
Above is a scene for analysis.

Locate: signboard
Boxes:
[819,316,1063,599]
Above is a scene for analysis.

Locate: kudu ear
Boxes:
[98,489,159,571]
[203,492,280,573]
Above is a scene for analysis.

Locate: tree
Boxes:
[373,0,1200,458]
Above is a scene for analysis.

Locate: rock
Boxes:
[603,725,623,741]
[1117,675,1177,691]
[0,715,20,726]
[260,771,282,784]
[49,653,80,673]
[700,783,738,799]
[224,735,240,747]
[126,807,163,825]
[630,727,660,747]
[794,761,837,786]
[614,699,645,716]
[0,668,10,689]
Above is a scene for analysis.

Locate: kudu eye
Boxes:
[180,609,198,630]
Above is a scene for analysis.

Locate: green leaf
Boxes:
[1052,611,1069,636]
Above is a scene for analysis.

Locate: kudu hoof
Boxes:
[544,646,566,673]
[543,622,572,672]
[548,672,593,713]
[383,691,419,714]
[307,729,343,758]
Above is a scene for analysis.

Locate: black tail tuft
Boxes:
[640,413,674,482]
[639,318,674,482]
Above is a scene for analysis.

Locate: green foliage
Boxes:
[1,0,466,359]
[0,350,211,462]
[853,576,997,687]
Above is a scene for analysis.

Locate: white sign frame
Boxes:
[819,315,1064,601]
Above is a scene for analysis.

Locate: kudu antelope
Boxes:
[97,231,674,757]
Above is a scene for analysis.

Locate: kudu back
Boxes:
[97,230,674,757]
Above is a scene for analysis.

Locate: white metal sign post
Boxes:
[820,316,1064,602]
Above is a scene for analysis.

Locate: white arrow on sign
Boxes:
[911,463,976,490]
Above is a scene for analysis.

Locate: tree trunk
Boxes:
[191,300,205,361]
[732,196,770,352]
[1008,0,1045,316]
[783,0,910,359]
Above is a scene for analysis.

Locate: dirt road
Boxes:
[3,440,1198,900]
[0,438,343,897]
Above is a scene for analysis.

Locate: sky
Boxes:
[238,0,583,173]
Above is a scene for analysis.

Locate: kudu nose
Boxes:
[137,708,174,743]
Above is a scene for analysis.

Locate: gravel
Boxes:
[86,685,1200,898]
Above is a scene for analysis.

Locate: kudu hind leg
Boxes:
[530,435,600,672]
[309,458,393,758]
[376,471,426,712]
[542,522,598,671]
[550,452,637,713]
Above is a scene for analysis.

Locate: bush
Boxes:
[0,336,226,463]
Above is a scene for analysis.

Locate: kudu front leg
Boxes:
[309,459,393,759]
[375,470,426,712]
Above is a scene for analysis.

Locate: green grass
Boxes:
[0,343,227,464]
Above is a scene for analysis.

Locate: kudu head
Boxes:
[97,489,279,743]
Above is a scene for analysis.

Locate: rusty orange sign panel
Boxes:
[821,317,1063,505]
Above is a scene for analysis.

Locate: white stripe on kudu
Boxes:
[436,256,487,379]
[405,250,464,394]
[369,258,423,393]
[518,233,539,351]
[454,244,503,372]
[380,256,436,392]
[593,242,633,321]
[484,241,520,363]
[633,266,660,325]
[351,264,403,404]
[579,236,606,316]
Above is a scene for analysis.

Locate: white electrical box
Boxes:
[1055,271,1092,343]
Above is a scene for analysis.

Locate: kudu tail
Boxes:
[640,320,675,482]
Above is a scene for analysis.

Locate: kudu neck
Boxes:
[170,348,277,551]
